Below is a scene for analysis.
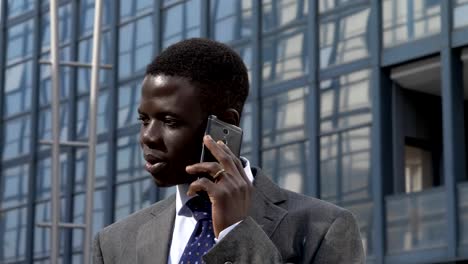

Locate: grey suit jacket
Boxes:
[93,168,365,263]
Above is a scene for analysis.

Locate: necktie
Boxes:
[179,195,215,264]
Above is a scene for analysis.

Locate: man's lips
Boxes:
[143,153,168,174]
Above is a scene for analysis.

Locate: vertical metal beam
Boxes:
[369,0,389,263]
[305,0,319,198]
[251,0,262,167]
[49,0,63,262]
[200,0,209,38]
[83,0,103,263]
[0,0,6,261]
[441,0,464,259]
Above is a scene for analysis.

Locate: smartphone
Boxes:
[200,115,243,162]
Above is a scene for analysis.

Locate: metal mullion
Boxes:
[4,56,35,68]
[261,76,308,97]
[261,19,307,38]
[161,0,186,10]
[250,0,262,167]
[118,11,153,27]
[319,58,372,80]
[200,0,208,38]
[5,10,36,26]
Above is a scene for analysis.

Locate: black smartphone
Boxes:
[200,115,243,162]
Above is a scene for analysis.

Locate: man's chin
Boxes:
[149,172,196,187]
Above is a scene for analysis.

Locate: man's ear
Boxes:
[219,108,240,126]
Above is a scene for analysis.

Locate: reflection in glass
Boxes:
[118,80,141,128]
[319,0,354,13]
[2,116,31,161]
[116,135,145,183]
[40,52,71,106]
[262,87,307,148]
[211,0,252,42]
[235,45,253,85]
[162,0,201,48]
[262,142,308,193]
[263,27,308,85]
[76,90,110,138]
[41,5,72,52]
[458,183,468,247]
[79,0,112,36]
[72,190,105,240]
[3,61,33,116]
[262,0,307,32]
[38,105,69,151]
[7,0,34,18]
[115,179,152,221]
[320,69,371,133]
[74,143,108,192]
[0,165,29,209]
[320,6,370,68]
[120,0,153,20]
[240,102,253,155]
[386,189,446,253]
[0,208,27,263]
[119,16,154,79]
[33,200,67,259]
[320,134,338,203]
[36,154,68,201]
[383,0,441,47]
[345,201,374,256]
[6,20,34,64]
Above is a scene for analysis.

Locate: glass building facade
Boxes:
[0,0,468,263]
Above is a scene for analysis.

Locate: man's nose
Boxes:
[141,120,163,148]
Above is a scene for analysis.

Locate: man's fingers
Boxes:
[187,177,218,196]
[203,135,236,170]
[186,162,222,176]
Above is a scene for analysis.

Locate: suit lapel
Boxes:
[136,195,176,264]
[248,168,288,237]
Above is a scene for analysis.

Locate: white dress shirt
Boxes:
[168,158,254,264]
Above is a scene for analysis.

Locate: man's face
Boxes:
[138,74,206,186]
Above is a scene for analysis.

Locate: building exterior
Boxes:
[1,0,468,263]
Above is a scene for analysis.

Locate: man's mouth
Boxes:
[144,154,168,175]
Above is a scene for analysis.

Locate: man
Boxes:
[93,38,364,263]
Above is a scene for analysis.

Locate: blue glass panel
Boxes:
[33,200,67,259]
[319,0,354,13]
[39,52,72,106]
[118,80,141,128]
[79,0,112,36]
[115,179,152,221]
[3,61,33,117]
[6,20,34,64]
[162,0,201,48]
[343,201,374,256]
[262,87,307,148]
[211,0,252,42]
[0,164,29,209]
[35,154,69,201]
[0,208,27,263]
[77,32,111,93]
[458,183,468,247]
[454,0,468,28]
[262,0,307,32]
[74,143,108,192]
[40,4,72,52]
[234,45,253,85]
[7,0,34,18]
[120,0,153,20]
[383,0,441,47]
[76,90,110,138]
[72,190,105,251]
[2,116,31,161]
[116,135,146,183]
[240,102,252,155]
[118,15,154,79]
[261,142,308,193]
[38,105,69,151]
[320,134,339,203]
[262,27,308,85]
[386,188,447,252]
[320,5,370,69]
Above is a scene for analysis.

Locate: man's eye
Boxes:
[137,116,149,125]
[163,118,180,128]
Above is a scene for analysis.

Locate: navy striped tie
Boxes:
[179,195,215,264]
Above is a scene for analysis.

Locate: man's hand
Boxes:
[186,135,253,238]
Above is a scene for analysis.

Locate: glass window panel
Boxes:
[319,0,354,13]
[0,208,27,263]
[72,190,105,245]
[320,6,370,69]
[35,154,69,201]
[162,0,201,48]
[454,0,468,28]
[386,189,447,252]
[118,80,141,128]
[118,15,154,80]
[39,50,72,106]
[262,87,307,148]
[33,200,67,259]
[383,0,441,48]
[263,27,308,85]
[0,164,29,209]
[262,0,307,32]
[2,116,31,161]
[115,179,152,221]
[38,105,69,151]
[77,32,112,93]
[116,135,145,182]
[343,201,374,256]
[3,61,33,116]
[320,134,339,204]
[120,0,153,20]
[240,102,252,155]
[235,45,253,86]
[76,90,110,138]
[74,143,108,192]
[40,4,72,52]
[79,0,112,36]
[211,0,252,42]
[7,0,34,18]
[262,142,308,193]
[320,69,371,133]
[6,20,34,64]
[458,183,468,247]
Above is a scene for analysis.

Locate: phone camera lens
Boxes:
[223,128,229,134]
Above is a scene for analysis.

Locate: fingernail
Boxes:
[217,140,225,145]
[204,135,212,140]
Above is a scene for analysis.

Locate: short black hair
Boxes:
[146,38,249,117]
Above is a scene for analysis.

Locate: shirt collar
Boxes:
[175,157,254,215]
